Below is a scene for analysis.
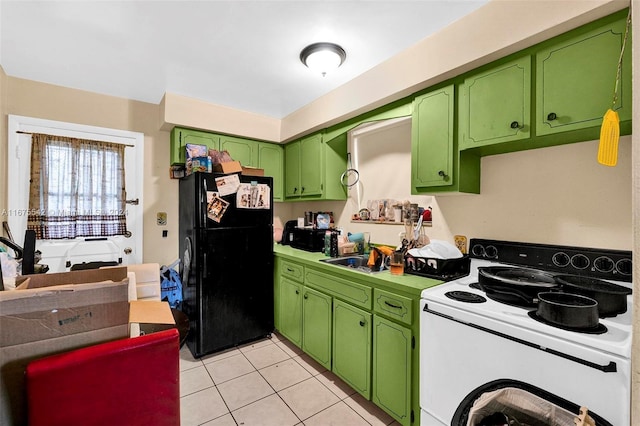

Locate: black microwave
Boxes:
[291,228,326,252]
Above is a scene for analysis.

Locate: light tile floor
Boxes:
[179,332,400,426]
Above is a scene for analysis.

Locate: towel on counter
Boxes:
[407,240,463,259]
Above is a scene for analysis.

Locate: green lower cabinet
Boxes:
[372,314,412,426]
[279,278,302,347]
[302,286,333,369]
[332,300,371,399]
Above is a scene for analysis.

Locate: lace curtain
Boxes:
[27,133,128,239]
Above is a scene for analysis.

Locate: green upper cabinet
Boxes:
[536,12,632,136]
[170,127,220,165]
[459,56,531,149]
[411,85,454,189]
[169,127,284,200]
[220,135,259,167]
[411,85,480,195]
[299,133,323,196]
[284,141,301,197]
[284,132,347,201]
[258,143,284,201]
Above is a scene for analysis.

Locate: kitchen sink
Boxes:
[319,255,387,273]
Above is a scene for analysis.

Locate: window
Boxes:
[27,133,128,239]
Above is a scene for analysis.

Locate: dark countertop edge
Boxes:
[273,244,444,297]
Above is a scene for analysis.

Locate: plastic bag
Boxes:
[161,267,183,309]
[0,252,20,289]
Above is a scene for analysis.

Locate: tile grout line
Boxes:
[237,341,304,425]
[180,334,396,426]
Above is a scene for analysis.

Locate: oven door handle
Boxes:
[422,304,617,373]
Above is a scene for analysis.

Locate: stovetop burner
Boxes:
[468,282,536,308]
[527,311,608,335]
[445,290,486,303]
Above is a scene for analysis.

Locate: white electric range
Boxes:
[419,239,632,426]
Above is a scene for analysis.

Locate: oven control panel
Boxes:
[469,239,632,282]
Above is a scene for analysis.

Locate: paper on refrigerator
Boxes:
[236,183,270,209]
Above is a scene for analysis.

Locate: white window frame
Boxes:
[7,115,144,266]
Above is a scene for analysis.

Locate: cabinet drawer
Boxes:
[373,289,412,326]
[305,269,372,310]
[281,261,304,283]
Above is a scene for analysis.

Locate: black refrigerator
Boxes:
[179,172,274,358]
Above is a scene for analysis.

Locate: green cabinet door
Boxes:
[411,85,455,189]
[258,143,283,201]
[302,286,332,369]
[333,300,371,399]
[284,141,301,198]
[279,278,303,347]
[536,14,632,136]
[372,314,412,426]
[299,133,323,196]
[460,56,531,149]
[220,135,259,167]
[170,127,220,165]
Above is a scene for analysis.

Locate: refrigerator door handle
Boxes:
[203,252,207,278]
[202,178,208,226]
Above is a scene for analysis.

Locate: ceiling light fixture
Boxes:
[300,42,346,77]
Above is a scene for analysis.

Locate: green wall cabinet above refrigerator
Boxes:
[170,127,220,166]
[170,127,284,201]
[258,143,284,201]
[219,135,259,167]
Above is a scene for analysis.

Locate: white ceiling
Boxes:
[0,0,488,119]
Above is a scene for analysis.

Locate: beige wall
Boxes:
[4,77,180,266]
[283,131,633,251]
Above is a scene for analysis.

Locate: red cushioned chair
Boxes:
[25,329,180,426]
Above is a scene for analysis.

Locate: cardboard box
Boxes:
[0,268,175,426]
[241,166,265,176]
[213,160,242,174]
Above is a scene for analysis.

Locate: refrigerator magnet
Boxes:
[215,174,240,196]
[207,193,229,222]
[236,183,270,209]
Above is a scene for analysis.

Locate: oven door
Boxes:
[419,299,629,426]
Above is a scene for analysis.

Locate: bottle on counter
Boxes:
[330,231,339,257]
[324,230,332,256]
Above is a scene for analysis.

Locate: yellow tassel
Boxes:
[598,109,620,167]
